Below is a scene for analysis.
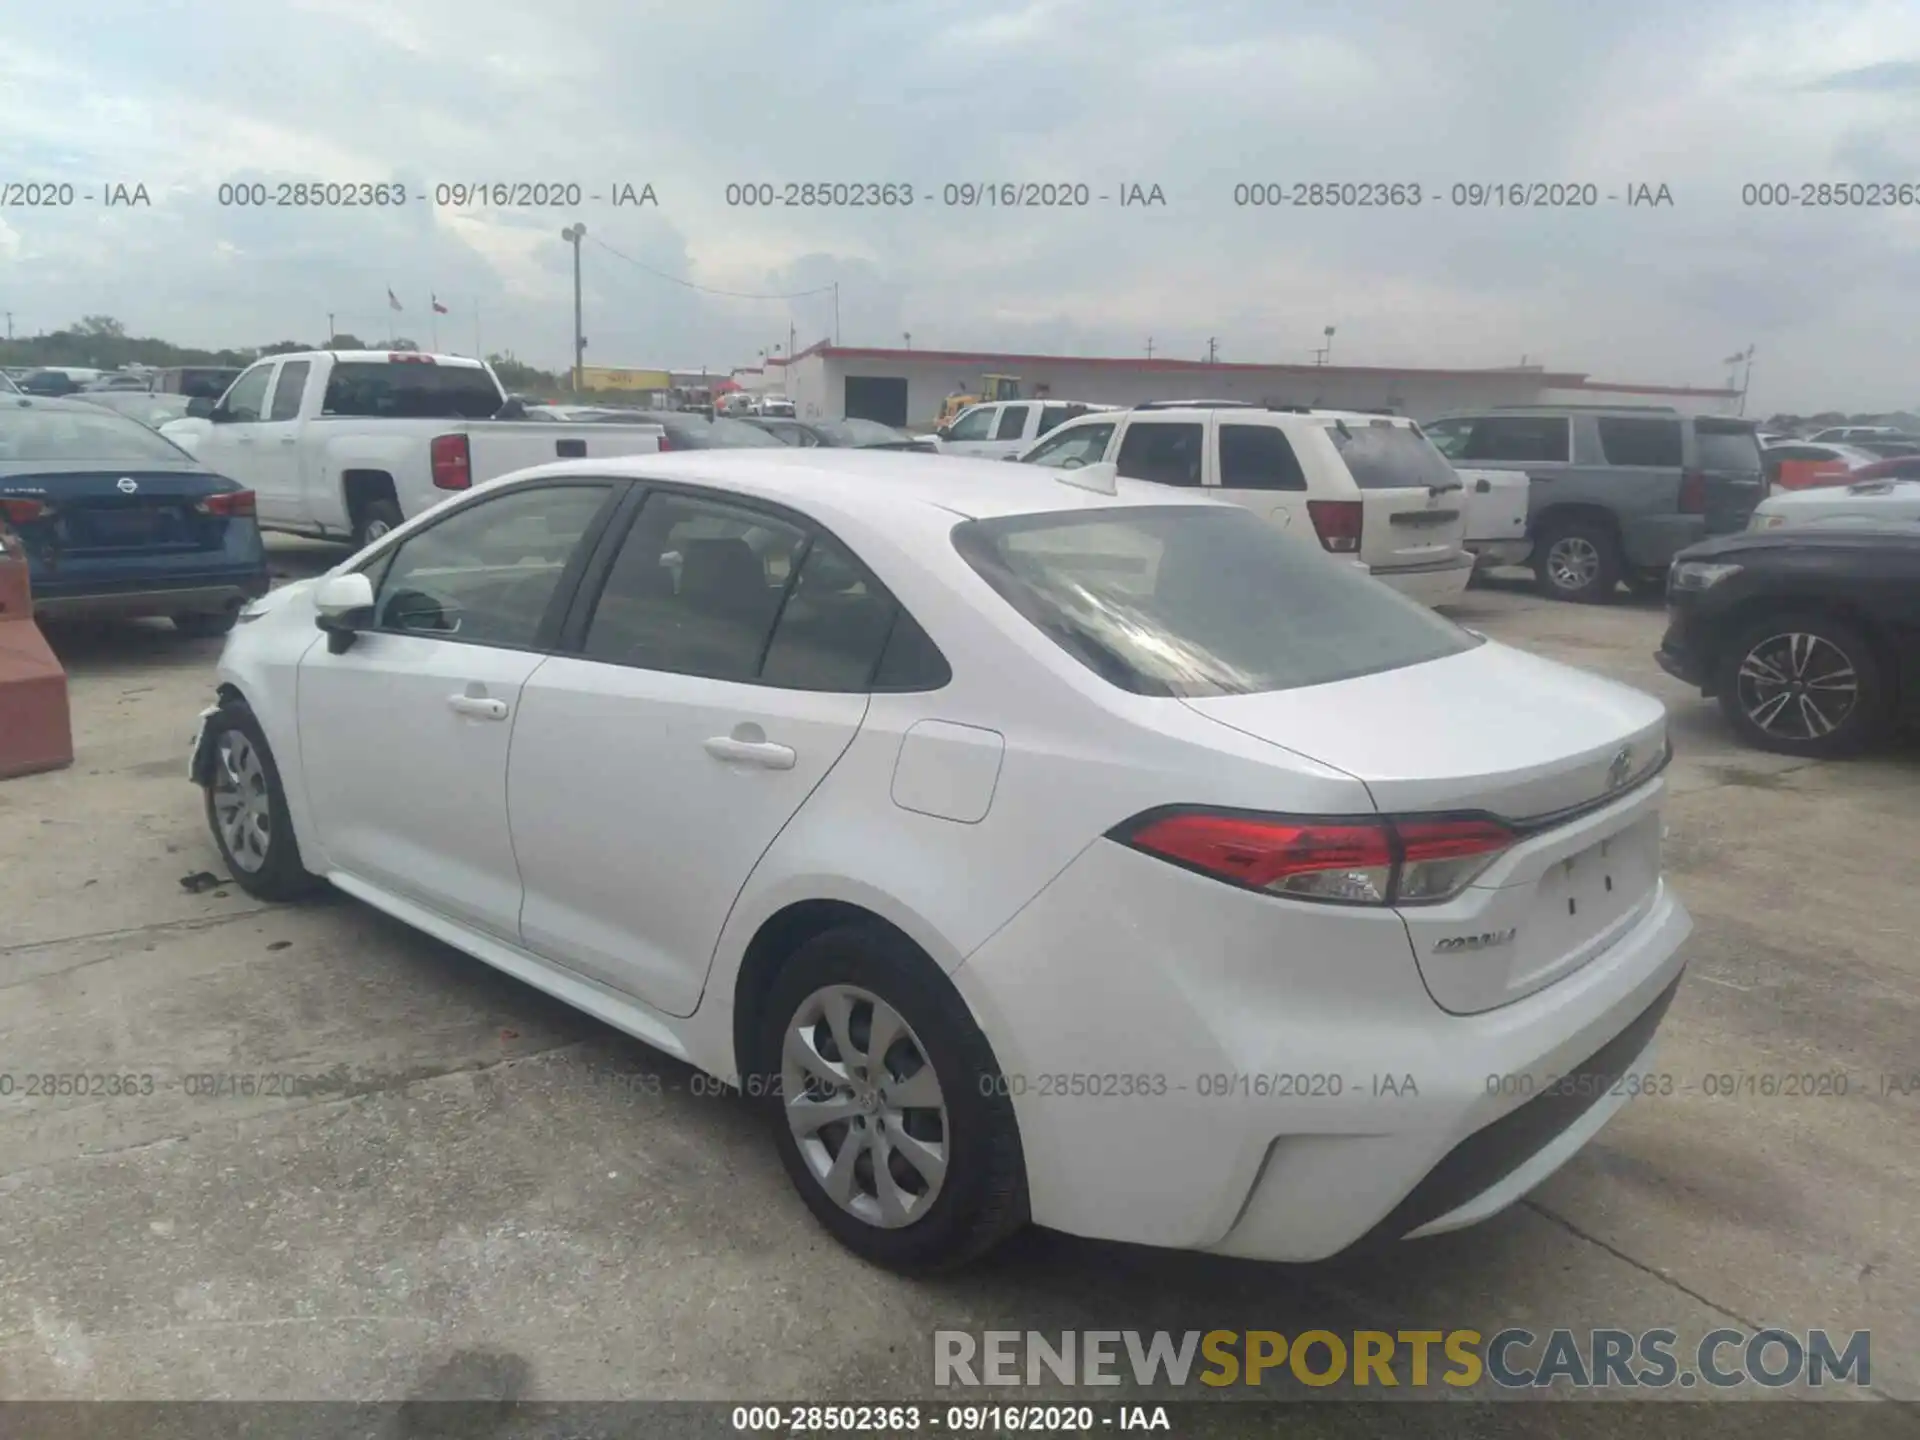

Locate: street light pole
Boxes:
[560,224,587,392]
[832,282,840,345]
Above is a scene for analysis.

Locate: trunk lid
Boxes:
[0,465,242,560]
[1322,419,1470,571]
[1180,641,1672,1013]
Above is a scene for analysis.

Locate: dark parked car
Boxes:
[20,370,84,397]
[1423,406,1766,603]
[648,412,787,450]
[152,366,243,400]
[1656,521,1920,757]
[0,397,268,635]
[744,416,937,452]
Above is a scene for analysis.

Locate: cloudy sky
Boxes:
[2,0,1918,411]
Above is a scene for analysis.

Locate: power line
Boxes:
[588,236,835,302]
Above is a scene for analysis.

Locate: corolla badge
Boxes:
[1433,928,1517,954]
[1606,745,1633,791]
[116,477,138,494]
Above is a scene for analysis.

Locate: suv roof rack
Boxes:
[1133,399,1264,410]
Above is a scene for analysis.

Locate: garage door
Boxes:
[845,376,908,427]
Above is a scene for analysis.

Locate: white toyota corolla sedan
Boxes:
[189,450,1691,1271]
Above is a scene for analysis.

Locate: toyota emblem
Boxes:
[1606,745,1633,791]
[116,477,138,494]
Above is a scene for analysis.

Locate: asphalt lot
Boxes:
[2,540,1917,1419]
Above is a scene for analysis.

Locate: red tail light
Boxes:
[0,497,50,525]
[195,490,256,517]
[430,433,472,490]
[656,433,674,452]
[1116,809,1513,906]
[1678,469,1707,514]
[1306,499,1364,553]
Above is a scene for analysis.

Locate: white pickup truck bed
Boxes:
[162,350,662,548]
[1457,466,1533,569]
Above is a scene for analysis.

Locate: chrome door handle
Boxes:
[704,736,796,769]
[448,694,509,720]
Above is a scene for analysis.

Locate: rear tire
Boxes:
[353,499,403,552]
[172,611,238,639]
[1533,518,1623,604]
[756,923,1027,1273]
[1714,612,1887,758]
[199,701,325,901]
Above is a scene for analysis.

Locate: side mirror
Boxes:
[185,396,215,419]
[1002,452,1023,462]
[494,396,528,420]
[314,571,376,652]
[935,426,951,441]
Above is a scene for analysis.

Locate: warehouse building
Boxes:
[744,344,1741,427]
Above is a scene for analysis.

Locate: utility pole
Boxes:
[1146,336,1155,359]
[5,311,12,341]
[1205,337,1218,364]
[832,282,840,345]
[327,312,335,342]
[560,223,587,392]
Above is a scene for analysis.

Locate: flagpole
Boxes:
[474,300,482,360]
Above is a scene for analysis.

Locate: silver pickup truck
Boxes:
[161,350,662,548]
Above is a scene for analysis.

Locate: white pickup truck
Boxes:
[160,350,662,548]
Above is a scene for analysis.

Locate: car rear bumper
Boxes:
[1373,553,1474,606]
[951,838,1691,1262]
[33,572,269,620]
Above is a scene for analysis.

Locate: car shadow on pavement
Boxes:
[41,616,229,677]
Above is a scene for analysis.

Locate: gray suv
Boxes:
[1423,406,1765,603]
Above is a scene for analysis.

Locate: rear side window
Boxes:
[1218,424,1308,491]
[994,405,1032,440]
[1115,421,1203,487]
[1327,422,1458,491]
[321,362,502,420]
[1462,416,1570,463]
[952,506,1477,697]
[1693,420,1763,473]
[1596,417,1683,467]
[267,362,309,422]
[759,535,899,692]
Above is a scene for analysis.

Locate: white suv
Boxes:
[1019,403,1474,606]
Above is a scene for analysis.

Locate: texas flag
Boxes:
[387,288,403,312]
[432,294,449,315]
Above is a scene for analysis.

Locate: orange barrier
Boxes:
[1773,459,1852,492]
[0,525,74,779]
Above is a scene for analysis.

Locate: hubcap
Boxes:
[211,731,273,873]
[363,517,392,542]
[781,984,949,1229]
[1547,536,1601,591]
[1736,631,1858,741]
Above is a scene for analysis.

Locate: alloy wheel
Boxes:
[363,517,392,541]
[1735,631,1859,742]
[212,730,273,873]
[781,984,949,1229]
[1547,535,1601,592]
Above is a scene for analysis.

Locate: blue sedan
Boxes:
[0,396,268,635]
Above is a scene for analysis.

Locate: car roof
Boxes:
[490,447,1225,524]
[1108,403,1412,425]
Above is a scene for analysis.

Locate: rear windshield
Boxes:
[1693,420,1763,472]
[320,362,502,420]
[0,404,191,464]
[951,506,1479,697]
[1328,422,1459,490]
